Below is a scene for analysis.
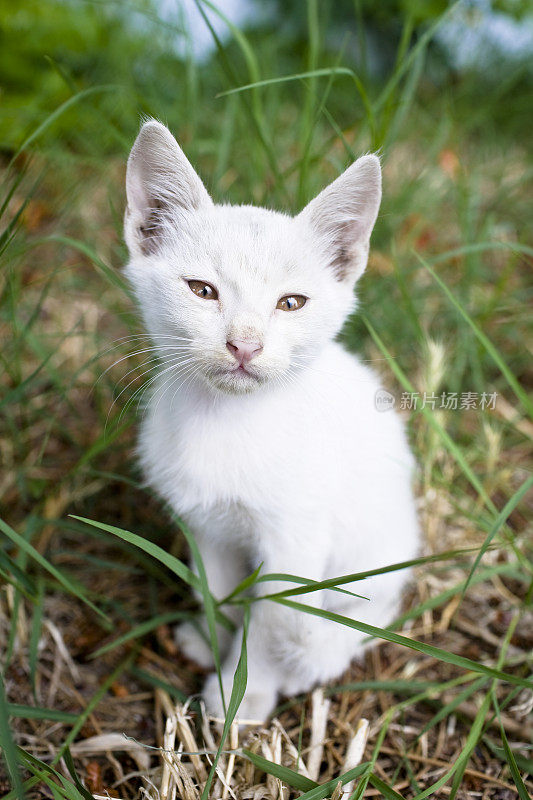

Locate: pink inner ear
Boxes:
[297,155,381,283]
[317,216,371,283]
[137,198,168,256]
[126,121,213,242]
[329,222,353,281]
[126,168,149,218]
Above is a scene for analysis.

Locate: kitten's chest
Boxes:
[141,393,292,513]
[181,417,278,499]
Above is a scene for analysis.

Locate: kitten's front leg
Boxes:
[175,531,246,668]
[203,531,329,722]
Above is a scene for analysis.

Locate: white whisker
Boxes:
[106,354,197,432]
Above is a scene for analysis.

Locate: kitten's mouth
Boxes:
[206,363,264,394]
[226,364,261,382]
[217,363,260,378]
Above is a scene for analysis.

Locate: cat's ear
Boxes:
[125,119,212,256]
[298,155,381,282]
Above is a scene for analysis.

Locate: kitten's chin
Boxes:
[204,366,267,395]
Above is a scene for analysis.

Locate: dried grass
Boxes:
[2,487,531,799]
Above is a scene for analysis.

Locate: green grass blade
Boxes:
[496,716,530,800]
[415,676,488,742]
[383,46,424,149]
[328,679,433,696]
[492,659,530,800]
[251,546,491,602]
[272,676,470,719]
[0,548,35,595]
[0,197,32,256]
[219,562,263,604]
[29,578,44,697]
[7,705,77,723]
[368,774,406,800]
[70,516,200,591]
[297,0,319,204]
[90,610,191,658]
[0,567,31,599]
[0,161,29,220]
[0,673,26,800]
[128,665,189,705]
[362,316,496,512]
[483,738,533,777]
[54,651,135,763]
[416,252,533,418]
[374,7,453,115]
[449,692,492,800]
[297,764,370,800]
[390,563,521,631]
[273,598,532,689]
[173,516,226,714]
[193,0,285,196]
[217,66,375,135]
[37,235,129,293]
[241,749,317,791]
[63,749,95,800]
[352,709,393,799]
[409,692,492,800]
[71,516,234,630]
[297,36,350,207]
[429,240,533,265]
[16,749,84,800]
[198,0,260,86]
[9,86,117,165]
[201,606,250,800]
[461,474,533,601]
[217,67,355,96]
[0,518,107,622]
[392,674,481,717]
[72,420,132,471]
[0,350,56,410]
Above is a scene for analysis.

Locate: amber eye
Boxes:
[188,280,218,300]
[277,295,307,311]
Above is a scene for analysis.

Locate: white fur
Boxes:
[124,121,419,722]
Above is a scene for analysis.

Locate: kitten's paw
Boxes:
[236,688,277,725]
[202,672,277,725]
[175,622,214,669]
[202,673,227,720]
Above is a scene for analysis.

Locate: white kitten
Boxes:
[124,120,419,722]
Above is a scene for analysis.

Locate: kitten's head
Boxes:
[124,120,381,395]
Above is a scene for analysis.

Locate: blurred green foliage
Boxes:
[1,0,195,153]
[1,0,531,159]
[278,0,449,27]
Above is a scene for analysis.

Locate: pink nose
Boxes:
[226,339,263,364]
